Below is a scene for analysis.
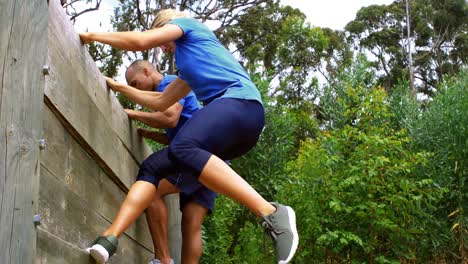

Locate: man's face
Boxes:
[126,68,153,91]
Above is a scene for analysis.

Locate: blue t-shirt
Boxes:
[168,17,262,105]
[155,75,201,140]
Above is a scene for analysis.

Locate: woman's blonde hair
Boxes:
[151,9,187,29]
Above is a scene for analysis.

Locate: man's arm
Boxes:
[106,77,191,112]
[137,128,170,145]
[125,103,183,129]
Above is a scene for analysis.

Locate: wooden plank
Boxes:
[38,1,182,262]
[43,87,137,190]
[38,165,153,263]
[44,0,151,191]
[0,0,16,230]
[36,227,154,264]
[40,107,154,250]
[0,0,47,263]
[36,228,90,264]
[0,0,15,105]
[47,0,153,165]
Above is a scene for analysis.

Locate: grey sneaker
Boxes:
[86,235,119,264]
[262,203,299,264]
[148,258,175,264]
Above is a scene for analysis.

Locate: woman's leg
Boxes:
[102,181,156,237]
[169,99,298,263]
[102,148,177,237]
[199,156,275,216]
[169,99,275,216]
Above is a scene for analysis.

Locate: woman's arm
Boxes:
[79,24,183,51]
[106,77,191,112]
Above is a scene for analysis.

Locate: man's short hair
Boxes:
[125,60,156,80]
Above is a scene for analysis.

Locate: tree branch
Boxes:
[69,0,102,21]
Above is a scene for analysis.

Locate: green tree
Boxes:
[409,69,468,261]
[411,0,467,95]
[346,0,467,95]
[279,65,445,262]
[346,2,407,90]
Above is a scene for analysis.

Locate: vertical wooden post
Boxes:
[165,195,183,263]
[0,0,48,263]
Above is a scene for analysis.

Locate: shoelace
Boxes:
[261,220,276,255]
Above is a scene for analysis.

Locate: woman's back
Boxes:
[169,17,262,105]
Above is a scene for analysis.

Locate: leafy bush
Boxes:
[409,69,468,261]
[278,82,445,263]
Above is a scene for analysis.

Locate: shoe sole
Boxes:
[279,206,299,264]
[89,244,109,264]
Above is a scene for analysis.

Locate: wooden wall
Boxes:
[0,0,48,263]
[1,0,182,263]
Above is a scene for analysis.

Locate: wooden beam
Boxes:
[45,0,155,192]
[43,1,182,262]
[48,0,153,165]
[40,107,153,249]
[37,167,153,263]
[0,0,48,263]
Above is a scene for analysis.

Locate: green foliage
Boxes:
[87,42,123,78]
[318,55,378,129]
[232,222,275,263]
[201,196,242,264]
[409,69,468,260]
[220,3,334,111]
[233,73,318,201]
[278,72,446,262]
[387,80,420,131]
[345,1,407,90]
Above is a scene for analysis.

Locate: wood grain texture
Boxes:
[40,107,154,250]
[37,1,182,262]
[45,1,152,186]
[37,167,153,264]
[0,0,47,263]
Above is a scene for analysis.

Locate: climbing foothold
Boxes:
[33,214,41,225]
[39,139,46,150]
[42,64,50,75]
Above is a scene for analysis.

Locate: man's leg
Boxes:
[102,181,157,237]
[146,179,180,264]
[178,183,216,263]
[181,202,208,264]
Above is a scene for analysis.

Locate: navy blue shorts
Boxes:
[136,98,264,197]
[165,169,217,212]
